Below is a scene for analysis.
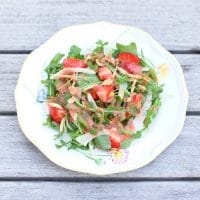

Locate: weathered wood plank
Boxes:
[0,115,199,178]
[0,181,200,200]
[0,0,199,50]
[0,54,199,112]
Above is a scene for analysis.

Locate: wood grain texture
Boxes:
[0,181,200,200]
[0,0,199,198]
[0,54,199,112]
[0,0,199,50]
[0,115,199,178]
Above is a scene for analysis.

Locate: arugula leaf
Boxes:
[147,81,163,100]
[44,53,64,97]
[93,135,111,150]
[68,128,81,139]
[77,115,88,128]
[116,42,138,55]
[90,129,97,135]
[49,53,64,66]
[140,50,153,68]
[43,115,59,130]
[116,73,131,84]
[67,45,84,59]
[55,139,88,150]
[87,60,98,71]
[143,82,163,128]
[56,140,104,165]
[68,139,89,150]
[45,53,64,74]
[55,140,70,149]
[77,74,101,90]
[140,49,158,82]
[148,68,158,82]
[92,40,108,54]
[112,49,120,58]
[120,131,142,148]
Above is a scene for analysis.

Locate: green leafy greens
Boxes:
[67,45,84,59]
[113,42,138,57]
[42,53,64,97]
[41,40,164,164]
[93,135,111,150]
[92,40,108,54]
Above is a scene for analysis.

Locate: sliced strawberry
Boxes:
[131,94,143,108]
[106,127,131,149]
[89,88,99,100]
[94,84,114,103]
[118,52,142,74]
[63,58,87,68]
[107,127,121,149]
[121,62,142,74]
[118,52,140,64]
[48,102,67,124]
[125,112,132,118]
[98,66,113,80]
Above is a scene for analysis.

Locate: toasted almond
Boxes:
[124,97,131,102]
[101,78,113,85]
[60,117,66,133]
[48,102,63,109]
[96,59,105,66]
[138,85,146,92]
[131,79,137,93]
[67,96,77,104]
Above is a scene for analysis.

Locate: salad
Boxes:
[41,41,163,163]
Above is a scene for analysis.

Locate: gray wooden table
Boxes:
[0,0,200,199]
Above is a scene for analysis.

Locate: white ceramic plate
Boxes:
[15,22,188,175]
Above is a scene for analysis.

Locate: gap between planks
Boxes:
[0,50,200,54]
[0,177,200,182]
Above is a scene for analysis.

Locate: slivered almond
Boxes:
[131,79,137,93]
[96,59,105,66]
[48,102,63,109]
[138,85,146,92]
[67,96,77,104]
[101,78,113,85]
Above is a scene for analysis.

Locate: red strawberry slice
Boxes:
[118,52,142,74]
[63,58,87,68]
[121,62,142,74]
[48,102,67,124]
[93,84,114,103]
[118,52,140,64]
[98,66,113,80]
[106,127,131,149]
[131,94,143,108]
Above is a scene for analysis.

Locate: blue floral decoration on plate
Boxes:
[36,87,47,103]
